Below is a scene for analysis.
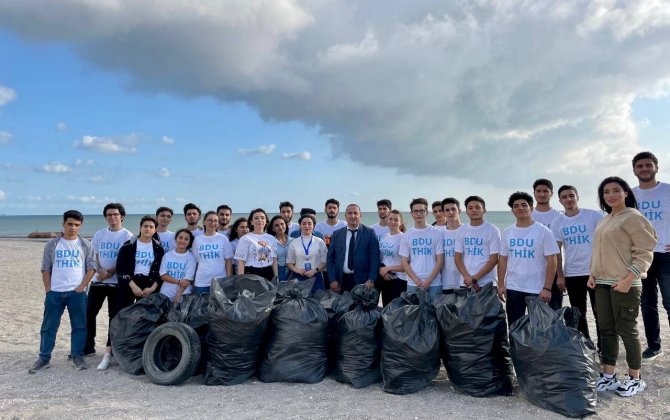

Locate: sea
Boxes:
[0,212,516,237]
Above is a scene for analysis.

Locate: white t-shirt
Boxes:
[532,208,561,230]
[160,250,197,299]
[286,235,327,271]
[91,227,134,285]
[315,220,346,241]
[192,233,233,287]
[633,182,670,253]
[189,228,204,238]
[454,222,501,287]
[50,238,86,292]
[287,222,300,236]
[551,209,603,276]
[379,232,408,281]
[500,222,560,294]
[134,240,155,276]
[433,224,447,231]
[158,231,176,253]
[235,232,277,268]
[441,227,462,289]
[371,223,390,241]
[399,226,445,287]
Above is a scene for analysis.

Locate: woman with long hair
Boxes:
[191,211,233,294]
[589,176,657,397]
[378,209,407,306]
[159,228,196,303]
[268,215,290,281]
[234,209,278,281]
[286,214,327,291]
[228,217,249,274]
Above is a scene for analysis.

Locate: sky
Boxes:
[1,0,669,215]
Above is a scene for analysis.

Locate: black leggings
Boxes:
[244,265,274,282]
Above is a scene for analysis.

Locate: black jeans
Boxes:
[548,273,563,311]
[565,275,600,349]
[641,252,670,351]
[85,284,119,352]
[506,289,538,327]
[375,276,407,307]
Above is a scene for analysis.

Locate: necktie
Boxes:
[347,229,357,271]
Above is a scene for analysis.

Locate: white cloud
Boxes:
[56,122,68,131]
[40,162,73,173]
[66,194,100,203]
[0,85,16,106]
[0,190,5,200]
[237,144,276,155]
[158,167,170,177]
[282,151,311,160]
[0,130,11,144]
[1,1,670,187]
[90,175,104,183]
[73,134,140,154]
[161,136,174,144]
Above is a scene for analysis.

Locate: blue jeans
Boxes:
[406,285,442,301]
[39,290,87,362]
[278,265,289,282]
[194,286,210,295]
[641,252,670,351]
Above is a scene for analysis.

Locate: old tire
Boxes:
[142,322,201,385]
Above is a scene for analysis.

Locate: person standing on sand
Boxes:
[29,210,96,373]
[371,199,392,241]
[155,206,175,253]
[183,203,203,237]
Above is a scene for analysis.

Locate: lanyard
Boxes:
[301,235,313,256]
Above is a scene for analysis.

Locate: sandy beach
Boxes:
[1,238,669,419]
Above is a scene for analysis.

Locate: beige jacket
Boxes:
[590,207,657,283]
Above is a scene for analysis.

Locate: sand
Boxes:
[1,238,669,419]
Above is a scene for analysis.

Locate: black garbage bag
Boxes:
[258,278,328,383]
[204,274,276,385]
[333,284,382,388]
[315,288,354,370]
[381,289,440,394]
[110,293,172,375]
[434,284,514,397]
[510,298,598,418]
[167,293,209,329]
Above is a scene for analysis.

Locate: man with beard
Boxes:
[217,204,233,237]
[315,198,346,247]
[371,199,392,240]
[632,151,670,360]
[531,179,562,310]
[183,203,203,237]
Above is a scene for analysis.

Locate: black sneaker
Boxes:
[28,359,50,374]
[67,349,95,360]
[72,357,88,370]
[642,348,663,361]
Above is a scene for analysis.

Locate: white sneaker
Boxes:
[616,375,646,397]
[596,373,620,392]
[97,353,113,371]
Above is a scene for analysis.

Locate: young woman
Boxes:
[191,211,233,294]
[228,217,249,275]
[268,215,290,281]
[286,214,327,291]
[234,209,278,281]
[378,209,408,306]
[159,229,197,303]
[589,176,657,397]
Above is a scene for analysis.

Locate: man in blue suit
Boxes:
[327,204,380,292]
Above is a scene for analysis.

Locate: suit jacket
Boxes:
[327,224,380,286]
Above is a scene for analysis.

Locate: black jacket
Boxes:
[116,236,165,288]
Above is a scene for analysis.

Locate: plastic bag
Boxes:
[258,278,328,383]
[510,298,598,418]
[381,289,440,394]
[434,284,514,397]
[315,288,354,370]
[333,284,382,388]
[204,274,276,385]
[167,293,209,329]
[110,293,172,375]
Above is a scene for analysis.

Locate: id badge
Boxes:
[304,262,312,271]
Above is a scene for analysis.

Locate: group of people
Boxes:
[31,151,669,400]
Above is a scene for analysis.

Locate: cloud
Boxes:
[2,1,670,186]
[161,136,174,144]
[39,162,73,173]
[0,85,16,106]
[158,167,170,177]
[237,144,276,155]
[0,190,5,200]
[66,194,101,203]
[282,151,311,160]
[0,130,11,145]
[56,122,68,131]
[73,134,141,154]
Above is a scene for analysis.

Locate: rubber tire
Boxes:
[142,322,201,386]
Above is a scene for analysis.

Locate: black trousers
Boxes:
[548,273,563,310]
[375,276,407,307]
[566,275,600,349]
[85,284,119,351]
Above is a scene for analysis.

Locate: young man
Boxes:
[432,200,447,229]
[632,151,670,360]
[531,178,563,310]
[441,198,464,293]
[400,198,445,300]
[327,204,380,292]
[216,204,233,237]
[85,203,134,371]
[315,198,346,246]
[30,210,96,373]
[454,196,501,294]
[552,185,603,345]
[371,199,392,240]
[280,201,299,236]
[183,203,203,237]
[498,192,559,326]
[156,206,175,252]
